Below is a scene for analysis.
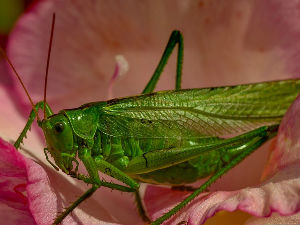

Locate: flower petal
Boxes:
[262,95,300,179]
[25,157,57,225]
[7,0,300,113]
[0,138,35,225]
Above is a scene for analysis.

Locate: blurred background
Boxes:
[0,0,35,46]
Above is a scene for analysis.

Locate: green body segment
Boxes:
[58,79,300,185]
[87,129,223,184]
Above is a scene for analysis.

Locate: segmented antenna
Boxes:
[43,13,56,119]
[0,44,41,122]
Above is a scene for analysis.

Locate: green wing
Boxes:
[98,79,300,138]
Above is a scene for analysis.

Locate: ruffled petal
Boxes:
[0,138,35,225]
[25,157,57,225]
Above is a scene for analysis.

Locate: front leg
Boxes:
[15,101,53,149]
[79,147,150,222]
[69,171,137,193]
[44,148,59,171]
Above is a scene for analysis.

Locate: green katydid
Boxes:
[1,14,300,225]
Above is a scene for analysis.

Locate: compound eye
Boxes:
[54,122,64,133]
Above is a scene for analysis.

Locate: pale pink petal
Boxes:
[262,95,300,179]
[144,96,300,224]
[7,0,300,112]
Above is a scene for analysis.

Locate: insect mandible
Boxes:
[1,14,300,225]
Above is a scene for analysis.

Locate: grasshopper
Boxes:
[1,14,300,225]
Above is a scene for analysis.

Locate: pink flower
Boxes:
[0,0,299,224]
[0,137,57,225]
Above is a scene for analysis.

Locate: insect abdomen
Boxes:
[95,130,183,162]
[132,149,223,185]
[92,130,224,184]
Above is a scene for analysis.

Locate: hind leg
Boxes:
[142,30,184,94]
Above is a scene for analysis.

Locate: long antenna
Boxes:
[0,45,41,122]
[43,13,55,119]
